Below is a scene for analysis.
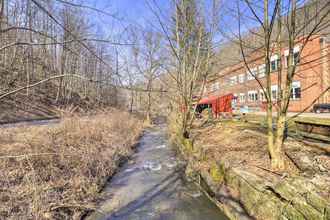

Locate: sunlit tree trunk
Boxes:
[262,0,283,169]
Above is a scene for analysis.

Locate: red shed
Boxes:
[198,93,234,118]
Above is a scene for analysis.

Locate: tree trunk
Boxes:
[263,0,286,171]
[146,91,152,123]
[266,103,275,157]
[56,42,66,103]
[273,113,286,170]
[129,91,134,113]
[271,0,296,171]
[181,99,190,138]
[0,0,4,30]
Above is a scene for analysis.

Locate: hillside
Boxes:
[0,76,97,123]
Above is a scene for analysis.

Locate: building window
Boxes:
[271,85,278,100]
[248,91,258,102]
[259,89,266,101]
[247,72,254,81]
[270,55,279,72]
[252,68,258,78]
[233,94,238,103]
[238,74,245,83]
[285,46,300,67]
[286,52,300,66]
[293,51,300,65]
[214,82,220,91]
[291,81,301,100]
[247,68,257,81]
[239,93,246,103]
[229,76,237,85]
[258,64,266,78]
[210,82,220,91]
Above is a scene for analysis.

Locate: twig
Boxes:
[0,39,134,51]
[253,164,282,176]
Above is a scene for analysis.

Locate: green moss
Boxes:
[224,170,240,189]
[305,192,329,214]
[238,178,279,219]
[209,163,225,183]
[230,172,309,220]
[281,206,306,220]
[177,132,329,220]
[270,179,327,219]
[183,138,193,152]
[325,206,330,220]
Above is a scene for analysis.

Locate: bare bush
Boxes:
[0,109,142,219]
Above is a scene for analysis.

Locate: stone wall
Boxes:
[178,136,330,220]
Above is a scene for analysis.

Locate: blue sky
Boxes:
[80,0,240,41]
[56,0,310,40]
[83,0,171,32]
[60,0,296,51]
[53,0,311,81]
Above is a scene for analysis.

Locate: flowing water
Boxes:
[86,124,228,220]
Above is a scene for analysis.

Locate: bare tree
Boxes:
[0,0,127,112]
[131,28,163,122]
[235,0,330,170]
[148,0,220,137]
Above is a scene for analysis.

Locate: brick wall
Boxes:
[204,35,330,112]
[321,38,330,103]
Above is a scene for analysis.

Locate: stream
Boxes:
[86,124,228,220]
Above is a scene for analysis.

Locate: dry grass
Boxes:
[0,109,143,219]
[193,121,270,170]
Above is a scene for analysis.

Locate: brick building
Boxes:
[203,34,330,112]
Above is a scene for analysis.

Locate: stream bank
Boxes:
[175,121,330,220]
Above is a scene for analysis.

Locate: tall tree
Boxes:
[132,29,163,122]
[236,0,330,170]
[149,0,220,137]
